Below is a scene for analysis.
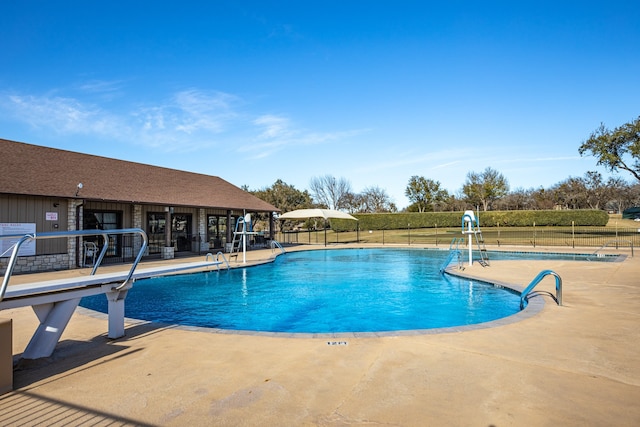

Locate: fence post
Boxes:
[408,223,410,246]
[533,222,536,248]
[572,221,575,248]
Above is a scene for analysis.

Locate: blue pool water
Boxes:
[81,248,536,334]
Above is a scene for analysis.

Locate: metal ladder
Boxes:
[228,217,245,260]
[474,228,490,267]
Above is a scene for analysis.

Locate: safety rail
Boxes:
[270,239,286,254]
[520,270,562,309]
[440,238,464,273]
[1,228,148,301]
[205,251,230,270]
[440,250,461,274]
[449,237,464,251]
[588,239,634,259]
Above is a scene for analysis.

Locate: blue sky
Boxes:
[1,1,639,209]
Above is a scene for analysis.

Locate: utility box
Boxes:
[0,318,12,394]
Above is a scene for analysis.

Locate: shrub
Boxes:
[331,210,609,231]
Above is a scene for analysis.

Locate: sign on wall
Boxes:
[0,223,36,257]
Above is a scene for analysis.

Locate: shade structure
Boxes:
[277,208,357,246]
[277,208,358,221]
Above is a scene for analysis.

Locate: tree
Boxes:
[309,175,353,211]
[359,186,395,213]
[605,177,636,214]
[404,176,449,213]
[461,167,509,211]
[531,187,556,210]
[495,187,534,210]
[579,116,640,182]
[582,171,609,210]
[250,179,313,212]
[552,177,587,209]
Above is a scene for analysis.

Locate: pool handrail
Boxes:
[270,239,285,254]
[449,237,463,251]
[1,228,148,301]
[520,269,562,309]
[205,251,230,270]
[440,249,462,274]
[588,239,634,259]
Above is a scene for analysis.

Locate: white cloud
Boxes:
[4,94,125,136]
[241,114,369,159]
[76,79,125,101]
[253,114,295,139]
[0,86,365,155]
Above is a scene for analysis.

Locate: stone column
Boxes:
[198,209,209,252]
[67,199,82,269]
[132,204,143,256]
[163,207,174,259]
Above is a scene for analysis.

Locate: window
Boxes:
[207,215,226,249]
[147,212,193,253]
[84,210,122,256]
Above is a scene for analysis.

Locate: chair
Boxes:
[83,241,98,267]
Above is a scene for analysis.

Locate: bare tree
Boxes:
[359,186,394,213]
[309,175,353,211]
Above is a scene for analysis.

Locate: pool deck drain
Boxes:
[2,243,639,426]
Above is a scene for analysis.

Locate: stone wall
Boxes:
[0,253,70,274]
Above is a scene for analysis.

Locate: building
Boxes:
[0,138,278,273]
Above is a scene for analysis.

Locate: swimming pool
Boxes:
[81,248,536,334]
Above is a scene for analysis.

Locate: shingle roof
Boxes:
[1,138,278,212]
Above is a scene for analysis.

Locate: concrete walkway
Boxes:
[1,245,639,426]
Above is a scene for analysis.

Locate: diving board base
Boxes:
[23,298,81,360]
[2,259,223,360]
[106,289,128,339]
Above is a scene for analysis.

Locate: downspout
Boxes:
[75,200,84,267]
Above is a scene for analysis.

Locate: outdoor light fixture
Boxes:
[75,182,83,196]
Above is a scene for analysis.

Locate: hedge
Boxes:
[330,210,609,231]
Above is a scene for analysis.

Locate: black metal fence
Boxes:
[94,233,211,265]
[276,226,640,251]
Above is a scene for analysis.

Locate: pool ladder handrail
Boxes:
[205,251,230,270]
[449,237,464,251]
[270,239,285,254]
[520,270,562,309]
[588,239,634,260]
[440,238,464,274]
[439,250,462,274]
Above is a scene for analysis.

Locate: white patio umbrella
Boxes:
[277,208,358,221]
[277,208,358,246]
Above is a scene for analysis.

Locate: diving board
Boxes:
[0,229,224,360]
